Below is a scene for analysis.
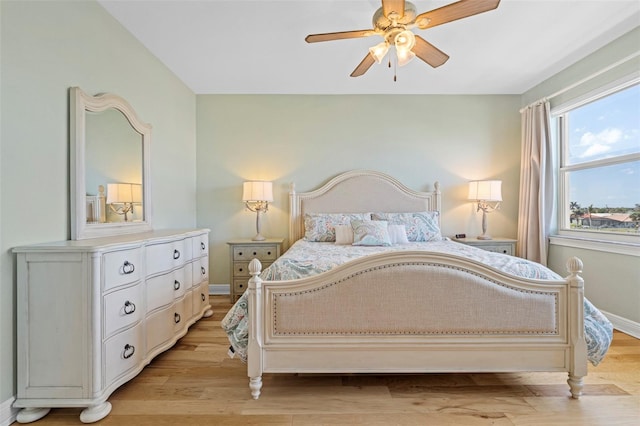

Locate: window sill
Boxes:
[549,235,640,257]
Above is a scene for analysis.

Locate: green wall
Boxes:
[196,94,522,284]
[0,0,197,403]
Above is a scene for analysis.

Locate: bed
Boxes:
[222,170,613,400]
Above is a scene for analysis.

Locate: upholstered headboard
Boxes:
[289,170,441,243]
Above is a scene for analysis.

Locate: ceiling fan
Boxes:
[305,0,501,78]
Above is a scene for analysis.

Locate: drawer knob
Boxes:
[238,251,243,256]
[201,242,206,250]
[122,344,135,359]
[173,249,181,260]
[121,261,135,275]
[201,293,206,302]
[174,313,181,324]
[267,251,272,255]
[123,300,136,315]
[201,266,206,276]
[174,280,181,290]
[253,251,257,256]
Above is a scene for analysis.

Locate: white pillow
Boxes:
[334,225,354,245]
[388,224,409,244]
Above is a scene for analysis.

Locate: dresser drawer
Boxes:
[103,248,142,291]
[146,266,187,313]
[146,239,186,276]
[192,282,209,315]
[192,234,209,257]
[146,306,175,353]
[104,322,144,386]
[103,283,143,338]
[173,298,186,333]
[233,245,277,261]
[192,257,209,284]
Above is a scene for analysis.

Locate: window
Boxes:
[553,78,640,245]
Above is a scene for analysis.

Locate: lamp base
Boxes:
[477,235,493,240]
[252,233,266,241]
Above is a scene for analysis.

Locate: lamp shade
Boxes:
[106,183,143,204]
[468,180,502,202]
[242,181,273,202]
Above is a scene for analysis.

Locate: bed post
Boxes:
[289,182,302,244]
[566,256,587,399]
[247,258,264,399]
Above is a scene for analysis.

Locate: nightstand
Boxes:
[453,237,517,255]
[227,238,285,302]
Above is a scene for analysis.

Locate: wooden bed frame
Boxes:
[246,170,587,400]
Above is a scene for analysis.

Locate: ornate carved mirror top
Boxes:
[70,87,152,240]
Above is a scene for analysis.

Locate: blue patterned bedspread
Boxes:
[222,239,613,365]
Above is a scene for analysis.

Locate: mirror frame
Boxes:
[70,87,152,240]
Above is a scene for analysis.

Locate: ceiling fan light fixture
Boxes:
[369,41,390,63]
[394,30,416,51]
[396,48,416,67]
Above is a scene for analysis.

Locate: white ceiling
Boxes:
[98,0,640,95]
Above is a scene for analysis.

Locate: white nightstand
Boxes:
[227,238,285,302]
[453,237,517,255]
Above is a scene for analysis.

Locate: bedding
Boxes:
[222,238,613,366]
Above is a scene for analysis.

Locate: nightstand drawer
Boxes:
[480,245,513,255]
[453,238,516,256]
[233,246,278,261]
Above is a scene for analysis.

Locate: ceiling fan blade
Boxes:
[416,0,500,30]
[350,53,376,77]
[412,36,449,68]
[382,0,405,18]
[305,30,376,43]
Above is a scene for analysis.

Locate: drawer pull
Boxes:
[123,300,136,315]
[201,293,206,302]
[173,249,181,260]
[201,242,206,250]
[238,267,243,272]
[174,280,181,290]
[122,344,135,359]
[121,261,135,274]
[201,266,206,276]
[238,251,243,256]
[174,313,181,324]
[253,251,257,256]
[267,251,272,255]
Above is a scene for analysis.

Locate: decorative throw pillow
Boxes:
[334,225,354,245]
[351,219,392,246]
[387,224,409,244]
[371,211,442,242]
[304,213,370,242]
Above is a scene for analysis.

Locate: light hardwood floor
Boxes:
[26,296,639,425]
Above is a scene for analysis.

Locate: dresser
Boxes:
[13,229,211,424]
[227,238,284,301]
[453,237,517,255]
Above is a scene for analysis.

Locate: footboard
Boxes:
[246,252,587,400]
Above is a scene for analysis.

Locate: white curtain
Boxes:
[517,101,555,265]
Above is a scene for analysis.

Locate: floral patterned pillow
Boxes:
[304,213,370,242]
[371,211,442,242]
[351,219,392,246]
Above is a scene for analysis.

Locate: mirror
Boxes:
[70,87,152,240]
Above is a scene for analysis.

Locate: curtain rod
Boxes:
[520,50,640,113]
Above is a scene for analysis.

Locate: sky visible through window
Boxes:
[567,84,640,209]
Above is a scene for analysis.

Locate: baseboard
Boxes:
[602,310,640,339]
[1,396,17,426]
[209,283,230,295]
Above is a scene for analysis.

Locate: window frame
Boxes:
[551,73,640,251]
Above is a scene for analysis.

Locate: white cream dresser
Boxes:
[13,229,211,423]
